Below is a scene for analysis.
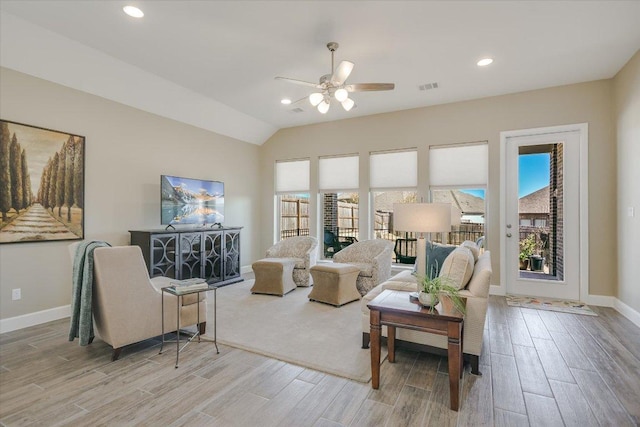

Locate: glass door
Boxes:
[505,131,581,300]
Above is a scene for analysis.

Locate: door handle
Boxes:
[506,233,512,238]
[506,224,512,229]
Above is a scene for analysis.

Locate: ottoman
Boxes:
[308,263,361,307]
[251,258,297,296]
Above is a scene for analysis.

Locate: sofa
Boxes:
[361,241,492,374]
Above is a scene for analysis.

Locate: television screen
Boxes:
[161,175,224,225]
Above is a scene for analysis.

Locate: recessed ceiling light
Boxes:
[123,5,144,18]
[280,98,292,105]
[477,58,493,67]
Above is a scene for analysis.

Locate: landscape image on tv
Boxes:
[161,175,224,225]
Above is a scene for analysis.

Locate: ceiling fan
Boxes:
[275,42,395,114]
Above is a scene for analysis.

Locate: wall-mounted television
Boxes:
[161,175,224,226]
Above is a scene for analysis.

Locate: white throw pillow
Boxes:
[438,247,475,290]
[461,240,480,262]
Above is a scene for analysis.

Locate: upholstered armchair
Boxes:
[265,236,319,287]
[69,243,206,361]
[333,239,394,295]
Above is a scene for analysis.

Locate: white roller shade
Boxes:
[370,150,417,189]
[319,155,359,191]
[275,159,309,193]
[429,143,488,187]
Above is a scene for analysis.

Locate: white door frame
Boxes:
[498,123,589,301]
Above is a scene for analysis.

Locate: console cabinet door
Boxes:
[178,232,203,280]
[224,229,241,281]
[150,233,177,278]
[203,231,224,283]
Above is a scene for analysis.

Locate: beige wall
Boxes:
[613,50,640,313]
[260,80,617,297]
[0,68,262,321]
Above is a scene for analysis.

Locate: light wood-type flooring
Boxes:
[1,295,639,426]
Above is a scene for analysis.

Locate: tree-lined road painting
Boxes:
[0,121,84,244]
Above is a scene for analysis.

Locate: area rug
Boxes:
[204,280,386,383]
[506,294,598,316]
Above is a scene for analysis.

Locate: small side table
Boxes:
[160,284,219,368]
[367,290,465,411]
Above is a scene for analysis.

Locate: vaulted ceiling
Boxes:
[1,1,639,144]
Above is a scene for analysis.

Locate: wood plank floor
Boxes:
[1,295,639,426]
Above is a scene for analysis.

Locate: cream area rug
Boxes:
[506,294,598,316]
[204,280,385,383]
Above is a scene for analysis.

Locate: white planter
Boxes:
[418,291,439,307]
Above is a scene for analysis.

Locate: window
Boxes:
[534,218,547,227]
[520,218,532,226]
[275,160,310,240]
[319,155,359,258]
[370,149,418,263]
[429,143,488,245]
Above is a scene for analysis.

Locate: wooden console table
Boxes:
[367,290,465,411]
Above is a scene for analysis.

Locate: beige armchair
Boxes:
[265,236,319,287]
[333,239,394,296]
[69,244,206,361]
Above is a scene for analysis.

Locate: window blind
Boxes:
[275,159,310,193]
[429,143,488,187]
[370,150,417,189]
[318,155,359,191]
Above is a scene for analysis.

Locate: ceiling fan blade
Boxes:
[345,83,395,92]
[330,60,355,86]
[274,77,321,88]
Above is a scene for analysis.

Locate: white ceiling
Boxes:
[1,1,639,145]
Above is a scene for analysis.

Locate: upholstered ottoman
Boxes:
[308,263,361,306]
[251,257,297,296]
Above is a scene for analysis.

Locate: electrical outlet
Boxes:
[12,288,21,301]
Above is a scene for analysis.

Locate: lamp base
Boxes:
[415,236,427,278]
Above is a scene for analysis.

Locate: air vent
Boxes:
[418,82,439,91]
[290,107,304,113]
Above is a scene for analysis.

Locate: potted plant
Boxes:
[417,274,466,314]
[519,234,536,270]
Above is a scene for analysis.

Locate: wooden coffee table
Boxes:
[367,289,465,411]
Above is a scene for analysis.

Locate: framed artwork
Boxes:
[0,120,84,244]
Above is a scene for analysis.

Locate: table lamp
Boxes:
[393,203,452,278]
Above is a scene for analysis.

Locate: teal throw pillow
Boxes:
[426,241,457,279]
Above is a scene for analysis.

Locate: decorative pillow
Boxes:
[461,240,480,262]
[413,241,456,279]
[438,247,475,289]
[428,241,458,279]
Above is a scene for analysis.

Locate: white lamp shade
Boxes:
[309,92,324,107]
[451,206,462,226]
[317,100,330,114]
[393,203,452,233]
[334,88,348,102]
[341,97,355,111]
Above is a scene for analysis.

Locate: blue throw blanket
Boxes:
[68,240,111,346]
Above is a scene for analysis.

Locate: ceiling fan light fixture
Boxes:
[280,98,292,105]
[334,88,349,102]
[309,92,324,107]
[317,100,330,114]
[341,98,355,111]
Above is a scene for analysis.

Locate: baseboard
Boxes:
[490,284,505,296]
[613,298,640,328]
[585,294,614,307]
[0,304,70,334]
[240,265,253,275]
